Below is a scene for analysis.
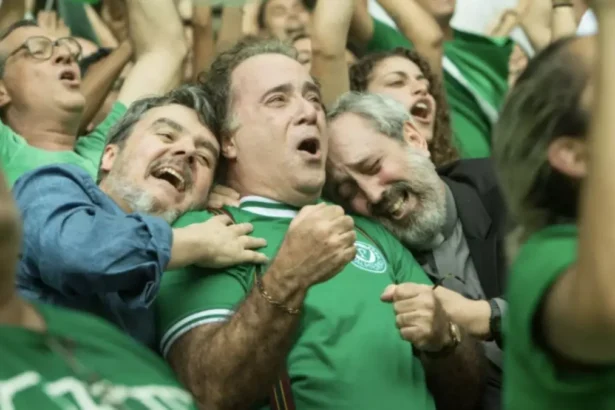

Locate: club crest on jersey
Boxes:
[352,241,387,273]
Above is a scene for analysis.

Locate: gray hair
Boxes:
[98,85,217,183]
[327,92,416,141]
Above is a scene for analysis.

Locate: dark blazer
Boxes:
[437,158,509,300]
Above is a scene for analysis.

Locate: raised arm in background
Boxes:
[117,0,187,107]
[310,0,354,108]
[191,2,215,79]
[543,0,615,364]
[79,41,133,133]
[216,5,246,54]
[84,4,119,48]
[520,0,583,53]
[0,0,25,33]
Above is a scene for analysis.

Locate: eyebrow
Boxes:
[151,117,220,158]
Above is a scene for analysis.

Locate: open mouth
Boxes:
[151,167,186,192]
[297,137,321,157]
[59,69,79,85]
[410,99,433,123]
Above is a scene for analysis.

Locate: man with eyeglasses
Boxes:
[0,0,188,187]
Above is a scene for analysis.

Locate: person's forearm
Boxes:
[551,2,578,41]
[192,5,215,80]
[84,4,119,48]
[449,299,491,340]
[174,267,306,409]
[80,41,132,134]
[216,7,245,54]
[311,0,354,107]
[420,336,486,410]
[0,0,25,32]
[127,0,187,58]
[377,0,444,74]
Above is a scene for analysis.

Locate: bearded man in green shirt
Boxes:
[493,2,615,408]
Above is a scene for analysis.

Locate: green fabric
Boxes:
[0,102,127,187]
[366,18,513,158]
[504,224,615,410]
[58,0,98,44]
[0,302,197,409]
[157,197,436,410]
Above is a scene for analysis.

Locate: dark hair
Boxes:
[493,36,589,235]
[97,85,217,183]
[197,37,297,138]
[349,47,458,167]
[0,20,39,77]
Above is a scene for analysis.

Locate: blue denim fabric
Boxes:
[13,164,173,348]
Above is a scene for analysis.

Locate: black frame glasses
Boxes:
[7,36,82,62]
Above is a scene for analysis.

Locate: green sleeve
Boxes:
[75,102,128,167]
[156,210,255,357]
[366,17,412,53]
[507,225,577,359]
[354,217,432,286]
[0,119,26,167]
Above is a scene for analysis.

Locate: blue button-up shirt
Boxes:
[13,164,173,348]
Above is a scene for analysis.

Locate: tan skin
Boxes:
[0,26,84,151]
[366,56,438,144]
[414,0,457,39]
[261,0,311,40]
[293,36,357,71]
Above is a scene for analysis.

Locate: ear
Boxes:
[0,80,12,109]
[403,120,429,156]
[222,134,238,160]
[547,136,587,179]
[99,144,120,174]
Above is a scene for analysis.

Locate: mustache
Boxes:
[371,181,414,217]
[150,158,194,190]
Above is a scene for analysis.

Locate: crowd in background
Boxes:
[0,0,610,409]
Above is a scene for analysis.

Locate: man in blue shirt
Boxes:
[13,85,268,348]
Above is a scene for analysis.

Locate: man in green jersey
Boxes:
[0,0,187,186]
[0,168,200,410]
[156,38,485,410]
[492,2,615,408]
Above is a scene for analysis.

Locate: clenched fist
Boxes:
[272,203,356,289]
[381,283,453,352]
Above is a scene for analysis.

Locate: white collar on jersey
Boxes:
[239,196,299,219]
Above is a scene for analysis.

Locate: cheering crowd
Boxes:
[0,0,610,409]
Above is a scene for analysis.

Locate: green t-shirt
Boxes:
[0,302,197,409]
[504,224,615,409]
[366,18,512,159]
[157,196,436,410]
[0,102,126,187]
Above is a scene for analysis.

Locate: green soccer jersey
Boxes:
[504,224,615,410]
[0,302,198,409]
[157,196,436,410]
[366,18,512,159]
[0,102,126,187]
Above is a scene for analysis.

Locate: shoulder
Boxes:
[12,164,93,196]
[439,158,503,201]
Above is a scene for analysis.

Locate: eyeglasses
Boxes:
[7,36,82,62]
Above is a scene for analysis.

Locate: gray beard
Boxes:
[105,175,180,224]
[378,149,447,250]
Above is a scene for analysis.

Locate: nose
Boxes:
[410,79,428,96]
[295,95,319,126]
[52,43,75,65]
[171,137,198,163]
[356,176,385,207]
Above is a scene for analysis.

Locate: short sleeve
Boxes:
[75,102,128,165]
[156,264,253,358]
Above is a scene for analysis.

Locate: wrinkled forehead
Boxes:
[327,115,381,167]
[231,53,317,102]
[372,55,423,79]
[0,26,53,53]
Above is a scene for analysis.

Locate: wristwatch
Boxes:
[422,322,462,359]
[488,299,503,347]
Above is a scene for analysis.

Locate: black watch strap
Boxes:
[488,298,503,345]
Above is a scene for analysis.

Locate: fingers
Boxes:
[239,235,267,250]
[390,283,432,302]
[240,250,269,265]
[380,285,397,302]
[229,222,254,236]
[210,214,233,226]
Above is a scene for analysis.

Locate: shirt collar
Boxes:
[239,196,301,219]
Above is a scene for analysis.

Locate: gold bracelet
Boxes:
[254,272,301,316]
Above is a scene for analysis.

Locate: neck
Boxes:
[440,23,454,41]
[227,167,321,208]
[0,293,46,332]
[5,106,81,151]
[99,180,133,214]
